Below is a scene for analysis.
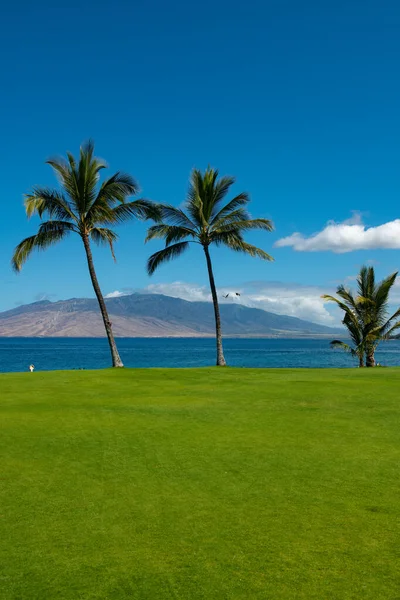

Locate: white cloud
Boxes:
[105,290,130,298]
[144,281,339,325]
[145,282,213,303]
[275,217,400,253]
[242,282,338,325]
[34,293,57,302]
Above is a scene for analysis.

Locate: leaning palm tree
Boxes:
[146,167,274,366]
[328,310,370,368]
[322,266,400,367]
[12,141,157,368]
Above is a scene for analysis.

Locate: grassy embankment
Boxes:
[1,368,399,599]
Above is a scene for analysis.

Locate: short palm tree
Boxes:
[12,141,157,368]
[322,266,400,367]
[146,167,274,366]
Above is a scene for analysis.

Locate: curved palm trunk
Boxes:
[359,355,365,368]
[203,245,227,366]
[82,234,124,368]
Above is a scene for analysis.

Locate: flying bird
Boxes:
[223,293,229,298]
[235,293,241,296]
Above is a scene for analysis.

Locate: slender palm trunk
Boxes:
[82,234,124,368]
[359,355,365,368]
[203,245,226,366]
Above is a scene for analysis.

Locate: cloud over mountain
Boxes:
[105,290,130,298]
[138,281,338,325]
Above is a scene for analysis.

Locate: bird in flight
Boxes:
[223,293,229,298]
[235,293,241,296]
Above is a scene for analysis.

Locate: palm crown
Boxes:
[12,140,156,271]
[322,266,400,366]
[146,167,273,273]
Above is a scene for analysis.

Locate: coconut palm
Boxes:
[322,266,400,367]
[12,141,157,368]
[146,167,274,366]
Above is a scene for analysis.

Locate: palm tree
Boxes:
[322,266,400,367]
[12,141,157,368]
[146,167,274,366]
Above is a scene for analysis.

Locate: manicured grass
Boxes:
[1,368,400,599]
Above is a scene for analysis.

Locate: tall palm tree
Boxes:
[146,167,274,366]
[322,266,400,367]
[12,141,157,368]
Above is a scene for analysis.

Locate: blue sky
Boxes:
[1,0,400,324]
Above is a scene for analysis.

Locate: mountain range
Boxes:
[0,293,341,338]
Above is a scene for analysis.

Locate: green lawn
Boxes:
[1,368,400,599]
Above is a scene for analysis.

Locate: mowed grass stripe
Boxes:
[1,368,399,599]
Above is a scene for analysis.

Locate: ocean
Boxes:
[1,337,400,373]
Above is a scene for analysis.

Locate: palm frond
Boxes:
[46,157,80,206]
[46,157,70,182]
[356,296,375,306]
[91,172,139,209]
[99,199,160,225]
[322,294,356,315]
[208,175,236,219]
[147,242,190,275]
[342,312,365,349]
[187,168,237,224]
[210,208,252,230]
[186,169,206,226]
[330,340,358,357]
[37,220,77,235]
[64,152,83,209]
[212,218,274,235]
[322,294,361,335]
[191,168,214,222]
[357,266,375,299]
[382,321,400,339]
[385,305,400,325]
[90,227,119,261]
[158,204,198,229]
[210,192,250,225]
[376,306,400,337]
[220,237,274,261]
[12,222,73,272]
[24,188,76,221]
[335,285,358,308]
[373,271,397,310]
[47,142,108,215]
[66,151,76,170]
[78,141,108,213]
[145,224,196,245]
[366,266,375,296]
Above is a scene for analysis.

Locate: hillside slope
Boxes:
[0,293,341,337]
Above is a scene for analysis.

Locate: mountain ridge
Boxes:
[0,293,342,338]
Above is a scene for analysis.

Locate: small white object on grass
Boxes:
[29,364,35,372]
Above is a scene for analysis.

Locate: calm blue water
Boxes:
[1,337,400,373]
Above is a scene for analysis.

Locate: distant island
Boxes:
[0,293,342,338]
